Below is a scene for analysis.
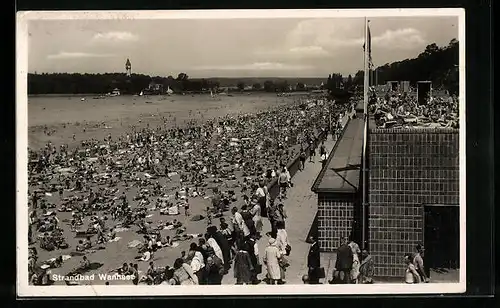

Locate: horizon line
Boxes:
[27,72,355,79]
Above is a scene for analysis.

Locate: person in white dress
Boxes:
[250,201,263,237]
[348,238,361,283]
[275,221,289,255]
[263,238,282,284]
[206,233,224,264]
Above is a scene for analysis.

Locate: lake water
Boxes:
[27,93,300,149]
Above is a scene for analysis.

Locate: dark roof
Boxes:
[311,117,365,193]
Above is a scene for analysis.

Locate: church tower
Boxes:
[126,58,132,77]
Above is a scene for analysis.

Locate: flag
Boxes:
[367,22,373,68]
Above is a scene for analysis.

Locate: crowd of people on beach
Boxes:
[27,96,354,286]
[369,88,459,129]
[28,87,445,286]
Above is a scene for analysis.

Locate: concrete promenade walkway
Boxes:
[222,114,350,285]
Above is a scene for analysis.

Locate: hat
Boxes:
[268,238,276,245]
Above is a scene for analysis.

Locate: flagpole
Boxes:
[362,18,369,250]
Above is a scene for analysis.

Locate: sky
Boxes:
[27,15,459,78]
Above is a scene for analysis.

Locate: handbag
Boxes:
[285,244,292,256]
[316,267,326,279]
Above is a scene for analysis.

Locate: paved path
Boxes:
[222,114,350,285]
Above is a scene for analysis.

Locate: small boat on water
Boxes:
[80,98,86,101]
[108,88,121,97]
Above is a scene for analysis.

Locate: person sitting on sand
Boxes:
[118,263,129,275]
[163,236,173,247]
[107,228,116,240]
[83,236,92,250]
[76,240,85,252]
[140,249,153,262]
[76,256,90,272]
[206,207,213,226]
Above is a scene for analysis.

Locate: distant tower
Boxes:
[125,58,131,77]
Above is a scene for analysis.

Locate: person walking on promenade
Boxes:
[207,225,231,272]
[187,249,206,285]
[299,148,307,171]
[332,237,353,284]
[309,140,316,163]
[404,253,421,284]
[348,237,361,283]
[245,235,261,284]
[413,244,430,283]
[263,182,270,218]
[205,247,225,285]
[275,203,287,230]
[267,199,278,238]
[278,166,289,200]
[358,250,374,284]
[250,200,263,238]
[255,181,267,218]
[233,241,254,285]
[263,238,282,285]
[320,142,327,158]
[232,206,250,243]
[307,235,321,284]
[276,221,290,256]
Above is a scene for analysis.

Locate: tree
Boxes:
[346,74,353,89]
[263,80,275,92]
[252,83,262,90]
[237,81,245,91]
[296,82,305,91]
[176,73,189,81]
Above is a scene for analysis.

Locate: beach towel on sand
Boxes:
[128,240,142,248]
[114,227,129,233]
[190,214,205,221]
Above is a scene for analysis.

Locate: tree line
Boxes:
[351,39,459,94]
[28,72,322,95]
[28,39,458,95]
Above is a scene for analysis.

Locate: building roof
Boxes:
[311,117,365,193]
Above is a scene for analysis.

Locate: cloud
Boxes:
[283,20,426,52]
[255,45,330,60]
[372,28,426,49]
[288,46,330,57]
[47,52,116,60]
[194,62,313,71]
[285,19,359,49]
[92,31,138,42]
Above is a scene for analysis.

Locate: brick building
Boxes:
[368,128,460,277]
[311,116,365,251]
[312,120,460,278]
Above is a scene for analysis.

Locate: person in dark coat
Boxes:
[205,247,224,285]
[233,242,254,285]
[207,226,231,271]
[307,235,321,284]
[245,235,260,284]
[334,237,353,284]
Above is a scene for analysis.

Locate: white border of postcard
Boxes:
[16,8,466,297]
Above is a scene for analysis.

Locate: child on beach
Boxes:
[206,207,212,226]
[184,199,190,216]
